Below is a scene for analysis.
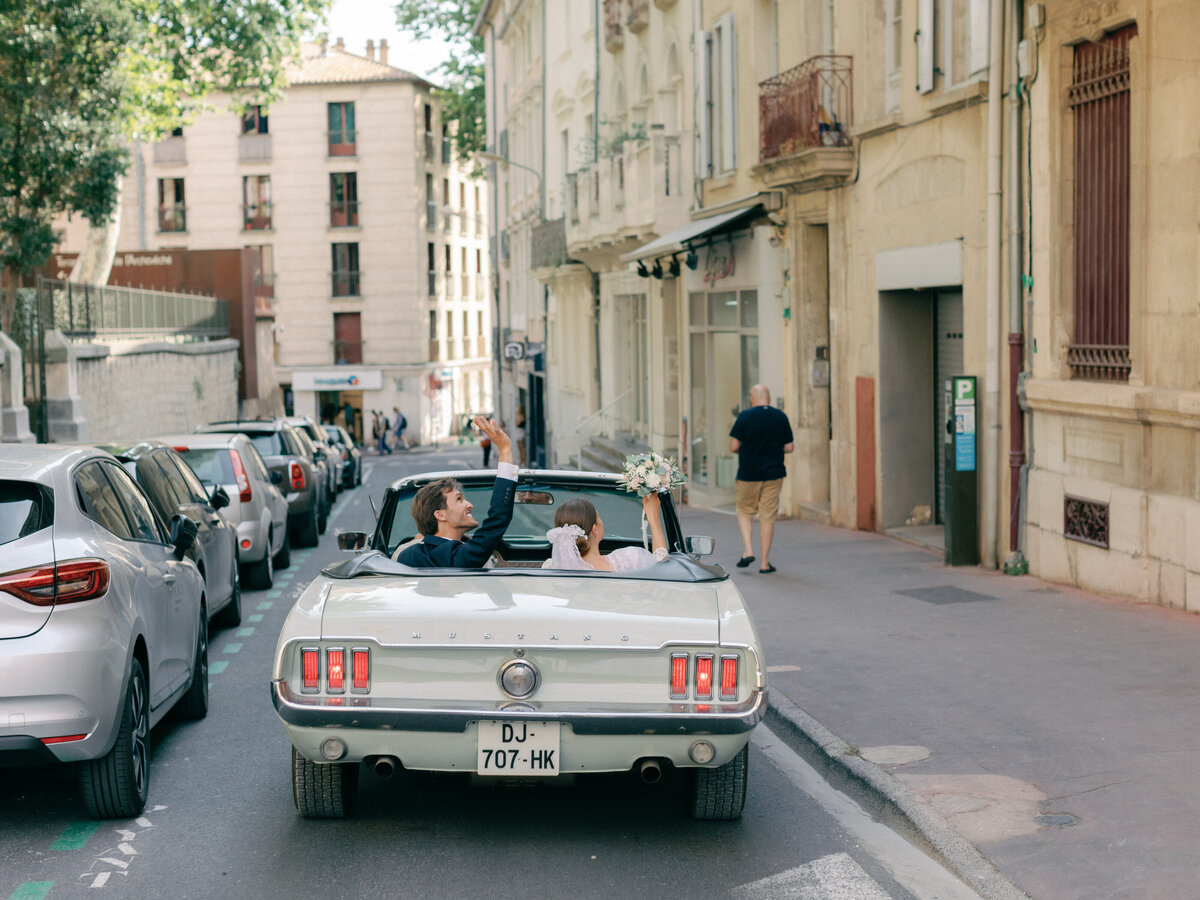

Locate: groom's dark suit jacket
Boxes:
[396,476,516,568]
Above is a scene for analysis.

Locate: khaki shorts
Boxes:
[735,478,783,522]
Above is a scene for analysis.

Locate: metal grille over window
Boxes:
[1067,25,1135,382]
[1064,495,1109,549]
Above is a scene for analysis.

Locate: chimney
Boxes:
[379,39,389,66]
[318,34,328,56]
[334,36,344,52]
[365,39,375,61]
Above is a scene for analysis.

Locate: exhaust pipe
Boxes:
[373,757,398,778]
[639,760,662,784]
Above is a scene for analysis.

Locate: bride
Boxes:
[545,492,669,571]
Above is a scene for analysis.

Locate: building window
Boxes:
[701,14,737,176]
[424,103,434,160]
[442,124,452,164]
[427,242,436,296]
[328,102,356,156]
[885,0,902,112]
[157,178,186,232]
[331,242,360,296]
[426,173,437,229]
[1067,25,1135,382]
[333,312,362,365]
[242,106,269,134]
[248,244,275,301]
[330,172,359,226]
[242,175,271,230]
[444,245,452,272]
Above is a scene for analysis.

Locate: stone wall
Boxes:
[72,339,239,441]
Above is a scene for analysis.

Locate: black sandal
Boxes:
[736,555,755,568]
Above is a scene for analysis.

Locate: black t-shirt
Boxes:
[729,405,794,481]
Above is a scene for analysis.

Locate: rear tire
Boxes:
[176,612,209,720]
[274,530,291,570]
[243,532,274,590]
[688,744,748,820]
[214,563,241,628]
[293,505,320,548]
[80,658,150,819]
[317,498,328,535]
[291,746,357,818]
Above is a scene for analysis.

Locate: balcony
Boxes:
[424,130,435,161]
[153,136,187,165]
[328,130,357,157]
[603,0,623,52]
[331,270,361,297]
[329,200,360,228]
[426,200,438,230]
[442,136,452,165]
[427,270,437,297]
[238,133,271,162]
[627,0,649,33]
[158,205,187,233]
[242,202,272,231]
[755,56,855,191]
[474,212,485,237]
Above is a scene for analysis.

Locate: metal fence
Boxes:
[36,277,229,340]
[759,55,853,162]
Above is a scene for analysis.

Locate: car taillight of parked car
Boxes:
[230,450,252,502]
[289,461,305,491]
[0,559,111,606]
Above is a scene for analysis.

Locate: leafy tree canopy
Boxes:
[395,0,485,164]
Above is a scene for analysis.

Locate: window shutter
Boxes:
[696,29,713,177]
[718,15,737,171]
[969,0,989,74]
[917,0,935,93]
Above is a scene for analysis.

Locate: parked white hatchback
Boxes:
[0,445,206,818]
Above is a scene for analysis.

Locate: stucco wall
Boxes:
[73,339,239,441]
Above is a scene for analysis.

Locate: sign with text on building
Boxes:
[953,376,976,472]
[292,369,382,391]
[503,342,525,360]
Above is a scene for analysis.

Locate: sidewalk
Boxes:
[680,505,1200,900]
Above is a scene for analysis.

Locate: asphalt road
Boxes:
[1,445,979,900]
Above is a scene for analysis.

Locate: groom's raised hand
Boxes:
[473,416,513,463]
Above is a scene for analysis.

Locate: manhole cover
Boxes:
[894,586,996,605]
[1036,813,1080,827]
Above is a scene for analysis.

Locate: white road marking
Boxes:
[135,817,153,828]
[90,872,110,888]
[97,858,129,870]
[733,852,892,899]
[118,843,137,856]
[753,725,982,900]
[116,829,136,842]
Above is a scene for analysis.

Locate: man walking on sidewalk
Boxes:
[730,384,793,573]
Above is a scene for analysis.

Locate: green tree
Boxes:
[0,0,133,335]
[395,0,485,164]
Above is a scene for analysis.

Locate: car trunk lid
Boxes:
[318,573,721,649]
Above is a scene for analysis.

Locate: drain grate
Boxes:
[894,585,997,605]
[1036,813,1081,827]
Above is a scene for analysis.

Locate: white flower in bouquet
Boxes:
[619,449,686,497]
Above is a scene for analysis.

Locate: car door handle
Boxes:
[164,574,177,585]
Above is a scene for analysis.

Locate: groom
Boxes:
[397,417,517,568]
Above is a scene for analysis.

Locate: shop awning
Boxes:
[619,204,762,265]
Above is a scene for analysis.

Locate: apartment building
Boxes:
[61,38,491,443]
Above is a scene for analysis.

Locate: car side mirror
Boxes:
[271,470,284,485]
[685,535,715,557]
[338,532,368,551]
[169,514,200,559]
[210,485,230,510]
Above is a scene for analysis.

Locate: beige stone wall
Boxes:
[74,340,239,441]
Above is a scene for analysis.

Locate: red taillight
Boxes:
[352,648,370,692]
[695,655,714,700]
[0,559,110,607]
[230,450,252,503]
[669,653,688,699]
[720,656,738,700]
[289,461,305,491]
[327,649,345,693]
[301,648,319,692]
[171,445,190,453]
[42,734,87,744]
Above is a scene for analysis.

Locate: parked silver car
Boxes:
[323,423,362,489]
[1,444,205,818]
[155,432,289,590]
[100,441,242,628]
[286,416,342,501]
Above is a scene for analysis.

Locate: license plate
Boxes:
[476,720,560,776]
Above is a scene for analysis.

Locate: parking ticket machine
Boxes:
[943,376,980,566]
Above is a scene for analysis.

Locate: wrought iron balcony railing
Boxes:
[759,55,853,162]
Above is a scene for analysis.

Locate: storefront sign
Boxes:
[292,369,382,391]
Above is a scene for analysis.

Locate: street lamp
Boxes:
[476,151,544,216]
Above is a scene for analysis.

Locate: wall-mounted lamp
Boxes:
[636,260,650,278]
[685,247,698,270]
[668,255,681,277]
[651,260,663,279]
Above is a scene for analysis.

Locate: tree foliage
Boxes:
[394,0,486,164]
[0,0,133,333]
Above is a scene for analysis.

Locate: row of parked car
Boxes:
[0,417,363,819]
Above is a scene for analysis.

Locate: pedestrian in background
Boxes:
[378,412,392,455]
[480,423,493,467]
[729,384,794,573]
[393,407,409,450]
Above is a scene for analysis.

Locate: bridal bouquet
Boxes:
[618,449,687,497]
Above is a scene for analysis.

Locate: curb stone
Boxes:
[765,690,1030,900]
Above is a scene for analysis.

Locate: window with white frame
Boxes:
[941,0,990,87]
[886,0,903,112]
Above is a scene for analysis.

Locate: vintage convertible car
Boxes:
[270,470,767,820]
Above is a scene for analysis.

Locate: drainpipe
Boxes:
[983,0,1005,569]
[1007,0,1025,564]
